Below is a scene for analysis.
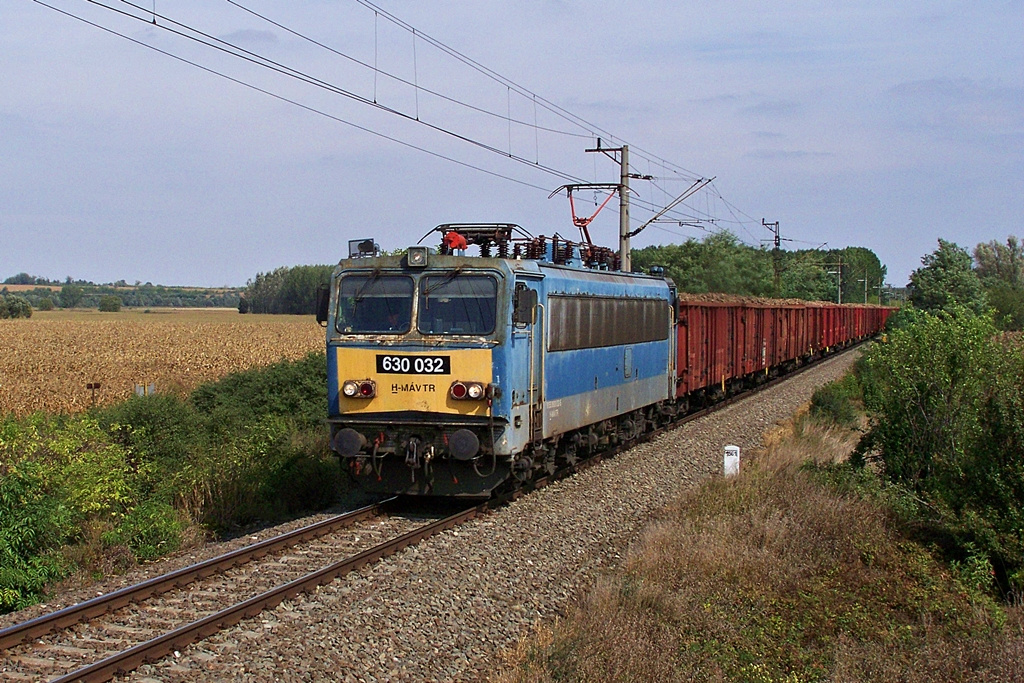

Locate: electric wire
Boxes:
[36,0,763,243]
[31,0,556,193]
[222,0,592,139]
[350,0,706,182]
[89,0,588,185]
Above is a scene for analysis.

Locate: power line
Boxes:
[221,0,593,140]
[34,0,764,241]
[88,0,590,185]
[31,0,558,193]
[349,0,707,183]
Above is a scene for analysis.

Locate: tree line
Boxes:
[907,236,1024,330]
[1,277,242,311]
[238,265,334,315]
[630,232,888,303]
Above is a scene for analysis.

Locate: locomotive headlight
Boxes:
[342,380,375,399]
[450,381,468,399]
[450,381,485,400]
[407,246,429,267]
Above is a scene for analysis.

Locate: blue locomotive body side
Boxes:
[527,263,674,439]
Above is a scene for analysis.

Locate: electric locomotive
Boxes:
[318,224,676,497]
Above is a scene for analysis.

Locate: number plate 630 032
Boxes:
[375,354,451,375]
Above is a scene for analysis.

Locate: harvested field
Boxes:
[0,309,323,416]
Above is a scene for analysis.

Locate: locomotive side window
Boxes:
[336,274,414,334]
[418,274,497,335]
[549,295,669,351]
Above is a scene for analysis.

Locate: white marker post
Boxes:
[724,445,740,477]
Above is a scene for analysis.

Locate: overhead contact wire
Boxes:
[32,0,557,193]
[88,0,588,184]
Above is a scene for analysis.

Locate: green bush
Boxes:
[97,393,206,477]
[104,500,186,561]
[268,452,341,515]
[809,373,861,427]
[0,352,338,612]
[0,294,32,319]
[190,352,327,430]
[860,308,1024,596]
[98,294,122,312]
[0,460,74,610]
[37,297,55,311]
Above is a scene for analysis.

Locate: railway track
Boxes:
[0,499,483,682]
[0,343,864,683]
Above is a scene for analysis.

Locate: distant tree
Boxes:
[779,254,833,302]
[973,236,1024,331]
[59,284,85,309]
[4,272,37,285]
[37,297,55,311]
[238,297,250,314]
[0,294,32,319]
[241,265,333,314]
[974,235,1024,287]
[98,295,122,312]
[908,239,987,315]
[632,232,773,296]
[830,246,887,304]
[985,283,1024,331]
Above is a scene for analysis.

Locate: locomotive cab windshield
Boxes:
[334,270,499,338]
[336,273,413,334]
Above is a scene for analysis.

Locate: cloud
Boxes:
[887,77,1024,146]
[743,149,833,160]
[739,99,801,117]
[219,29,278,47]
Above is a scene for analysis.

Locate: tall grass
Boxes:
[499,417,1024,682]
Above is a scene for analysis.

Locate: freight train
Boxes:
[317,224,892,497]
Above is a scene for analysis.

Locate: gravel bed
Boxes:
[0,492,380,631]
[101,349,858,682]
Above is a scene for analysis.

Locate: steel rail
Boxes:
[0,498,396,651]
[51,502,483,683]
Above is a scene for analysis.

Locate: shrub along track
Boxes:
[0,344,868,682]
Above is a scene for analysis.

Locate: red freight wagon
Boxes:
[675,300,895,400]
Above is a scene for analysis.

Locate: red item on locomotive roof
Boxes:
[443,231,468,250]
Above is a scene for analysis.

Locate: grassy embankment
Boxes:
[1,310,346,613]
[499,387,1024,682]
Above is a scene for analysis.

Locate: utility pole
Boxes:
[826,259,843,304]
[585,140,632,271]
[857,275,868,303]
[619,145,630,272]
[763,218,781,296]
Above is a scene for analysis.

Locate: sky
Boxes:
[2,0,1022,287]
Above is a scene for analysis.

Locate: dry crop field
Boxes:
[1,309,324,416]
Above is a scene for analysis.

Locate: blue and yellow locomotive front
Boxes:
[325,228,677,498]
[325,248,520,496]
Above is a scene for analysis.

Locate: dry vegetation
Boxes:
[498,417,1024,683]
[0,309,323,416]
